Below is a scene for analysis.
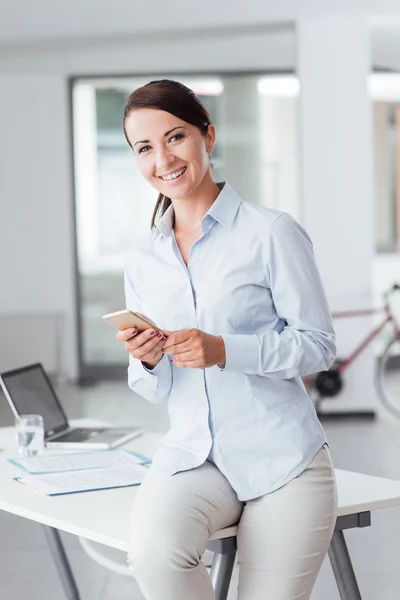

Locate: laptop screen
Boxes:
[0,364,68,436]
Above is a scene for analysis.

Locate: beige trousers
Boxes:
[127,445,337,600]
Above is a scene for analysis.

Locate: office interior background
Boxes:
[2,1,400,598]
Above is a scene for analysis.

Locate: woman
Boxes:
[117,79,337,600]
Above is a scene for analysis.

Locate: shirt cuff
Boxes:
[141,354,169,375]
[128,352,172,402]
[218,334,259,373]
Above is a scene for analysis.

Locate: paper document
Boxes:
[9,449,151,474]
[15,464,149,496]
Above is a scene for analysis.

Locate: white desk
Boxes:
[2,421,400,600]
[0,421,160,552]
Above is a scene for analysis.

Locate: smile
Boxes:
[159,167,187,182]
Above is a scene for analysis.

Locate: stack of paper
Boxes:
[15,464,149,496]
[9,449,150,474]
[10,449,152,496]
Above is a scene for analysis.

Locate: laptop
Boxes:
[0,363,143,449]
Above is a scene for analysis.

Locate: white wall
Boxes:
[1,0,400,45]
[298,17,377,413]
[0,27,295,75]
[0,75,78,378]
[2,22,400,76]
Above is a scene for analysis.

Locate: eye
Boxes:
[137,145,151,155]
[169,133,185,143]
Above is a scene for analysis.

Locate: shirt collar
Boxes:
[156,202,175,237]
[156,182,242,238]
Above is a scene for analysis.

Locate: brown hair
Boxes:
[123,79,212,229]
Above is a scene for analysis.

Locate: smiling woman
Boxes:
[123,79,219,231]
[118,78,337,600]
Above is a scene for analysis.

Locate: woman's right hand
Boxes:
[116,327,167,370]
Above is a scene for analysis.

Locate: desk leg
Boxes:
[210,552,236,600]
[328,530,362,600]
[207,537,237,600]
[42,525,81,600]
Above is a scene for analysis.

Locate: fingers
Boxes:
[126,329,167,359]
[162,329,193,351]
[161,340,190,355]
[116,327,202,365]
[170,349,197,361]
[133,336,165,360]
[116,327,160,344]
[116,328,138,342]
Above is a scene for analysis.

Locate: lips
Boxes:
[159,166,187,181]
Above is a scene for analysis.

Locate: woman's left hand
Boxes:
[161,329,226,369]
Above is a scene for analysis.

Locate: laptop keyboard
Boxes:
[54,428,107,442]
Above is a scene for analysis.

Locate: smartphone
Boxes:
[102,309,169,337]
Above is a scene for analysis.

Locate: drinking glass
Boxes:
[15,414,44,457]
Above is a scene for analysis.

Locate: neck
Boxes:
[172,173,221,235]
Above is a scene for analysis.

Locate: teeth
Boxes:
[162,167,186,181]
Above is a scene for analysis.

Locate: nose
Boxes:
[155,146,175,172]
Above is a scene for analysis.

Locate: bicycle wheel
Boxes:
[375,334,400,419]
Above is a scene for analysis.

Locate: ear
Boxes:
[205,124,216,154]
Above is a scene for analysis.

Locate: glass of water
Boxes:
[15,414,44,457]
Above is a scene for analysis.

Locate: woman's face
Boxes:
[124,108,216,200]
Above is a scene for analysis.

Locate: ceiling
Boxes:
[2,2,400,70]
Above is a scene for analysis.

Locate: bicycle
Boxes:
[304,284,400,418]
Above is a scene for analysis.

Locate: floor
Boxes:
[2,377,400,599]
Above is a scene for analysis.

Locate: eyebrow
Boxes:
[133,126,186,148]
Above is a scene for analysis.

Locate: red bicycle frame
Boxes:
[331,303,400,375]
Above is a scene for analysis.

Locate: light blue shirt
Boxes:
[124,182,335,501]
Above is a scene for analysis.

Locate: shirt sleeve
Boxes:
[124,253,172,403]
[219,214,336,378]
